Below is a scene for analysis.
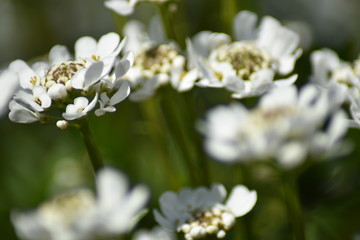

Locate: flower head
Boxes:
[200,84,348,168]
[6,32,131,125]
[11,167,149,240]
[123,18,197,101]
[154,184,256,240]
[190,10,302,98]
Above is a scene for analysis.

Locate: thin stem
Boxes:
[78,118,104,173]
[138,97,181,189]
[161,87,199,186]
[281,172,306,240]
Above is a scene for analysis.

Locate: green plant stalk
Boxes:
[78,118,104,173]
[282,172,306,240]
[139,97,181,189]
[161,87,200,186]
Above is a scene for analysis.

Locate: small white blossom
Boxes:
[310,48,360,98]
[200,84,348,168]
[63,94,98,121]
[154,184,257,240]
[190,10,302,98]
[11,167,149,240]
[123,18,196,101]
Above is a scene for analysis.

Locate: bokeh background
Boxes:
[1,0,360,239]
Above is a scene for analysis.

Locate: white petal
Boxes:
[223,76,245,93]
[9,60,36,89]
[8,101,39,123]
[148,16,166,43]
[38,93,51,109]
[74,96,89,108]
[115,56,132,78]
[96,32,121,58]
[154,210,175,231]
[70,68,87,89]
[226,185,257,217]
[327,110,348,146]
[205,139,240,162]
[31,62,50,78]
[84,62,104,89]
[97,168,128,210]
[110,80,130,105]
[49,45,71,65]
[0,70,19,117]
[47,84,67,100]
[277,142,307,169]
[75,36,97,59]
[273,74,298,88]
[104,0,135,16]
[209,184,227,204]
[11,211,51,240]
[83,93,99,113]
[192,31,231,58]
[278,49,302,75]
[233,10,258,41]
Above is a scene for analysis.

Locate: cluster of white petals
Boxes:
[12,168,149,240]
[123,18,198,101]
[154,184,257,240]
[6,32,131,126]
[200,84,348,168]
[310,49,360,128]
[189,10,302,99]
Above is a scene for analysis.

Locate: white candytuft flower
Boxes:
[6,32,131,125]
[123,17,197,101]
[310,48,360,95]
[133,226,176,240]
[11,167,149,240]
[189,10,302,99]
[154,184,257,240]
[200,84,348,168]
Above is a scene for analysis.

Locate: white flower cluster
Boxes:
[122,18,197,101]
[311,49,360,128]
[2,32,132,126]
[154,184,257,240]
[189,11,302,99]
[200,84,348,168]
[12,168,149,240]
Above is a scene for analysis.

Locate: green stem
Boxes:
[139,97,181,189]
[78,119,104,173]
[161,87,199,186]
[158,3,178,41]
[281,172,306,240]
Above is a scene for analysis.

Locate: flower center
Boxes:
[39,189,95,227]
[135,44,180,77]
[214,42,271,80]
[179,206,235,240]
[41,60,87,89]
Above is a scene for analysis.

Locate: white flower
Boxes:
[154,184,256,240]
[200,84,348,168]
[62,94,98,120]
[133,226,176,240]
[190,10,302,98]
[6,32,129,124]
[310,48,360,96]
[11,167,149,240]
[123,18,197,101]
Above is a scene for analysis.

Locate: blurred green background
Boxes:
[1,0,360,239]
